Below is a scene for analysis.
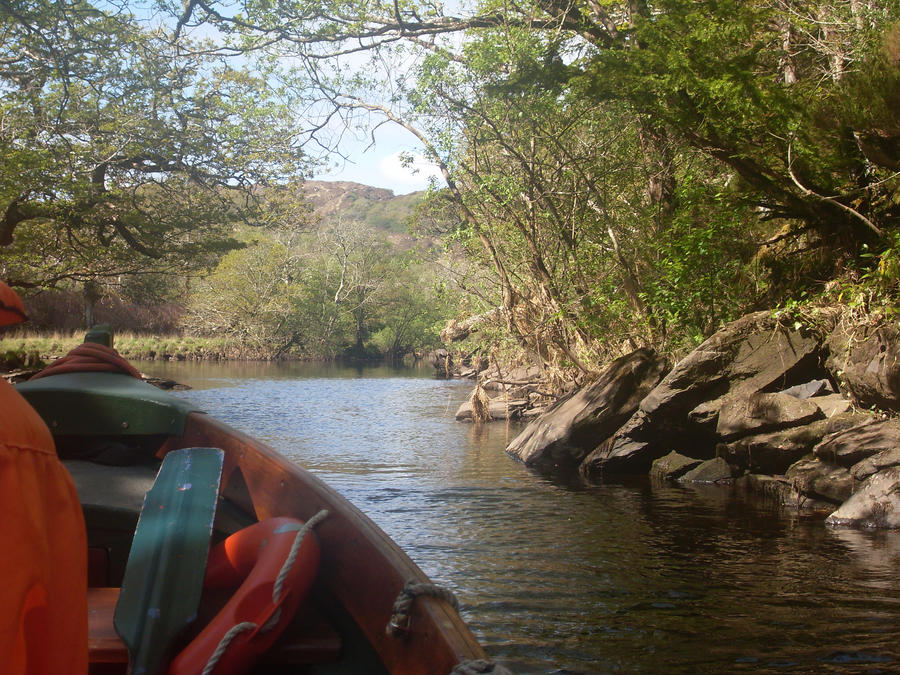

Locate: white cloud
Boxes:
[311,122,447,194]
[378,151,444,194]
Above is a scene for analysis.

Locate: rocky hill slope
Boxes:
[302,180,424,233]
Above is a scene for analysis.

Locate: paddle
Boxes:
[114,447,225,675]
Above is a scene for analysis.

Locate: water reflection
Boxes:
[141,361,900,673]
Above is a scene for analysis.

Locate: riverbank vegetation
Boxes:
[2,1,898,372]
[0,331,258,367]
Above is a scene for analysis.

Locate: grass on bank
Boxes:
[0,331,239,363]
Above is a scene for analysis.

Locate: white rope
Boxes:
[201,621,256,675]
[202,510,329,674]
[387,581,460,637]
[273,509,329,603]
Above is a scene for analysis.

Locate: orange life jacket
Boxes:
[0,373,88,673]
[0,280,26,326]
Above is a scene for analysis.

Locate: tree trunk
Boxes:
[83,280,102,328]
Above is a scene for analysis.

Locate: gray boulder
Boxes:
[582,312,824,476]
[666,312,823,430]
[650,451,703,481]
[580,410,656,479]
[785,458,854,504]
[506,348,667,472]
[826,322,900,411]
[809,393,852,418]
[826,467,900,529]
[823,410,877,434]
[428,349,452,377]
[503,364,543,383]
[738,473,837,512]
[737,474,794,504]
[678,457,733,483]
[780,379,833,399]
[851,448,900,482]
[716,392,822,440]
[813,418,900,467]
[719,419,830,474]
[455,397,528,421]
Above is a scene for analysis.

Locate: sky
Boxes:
[310,121,445,195]
[127,0,450,196]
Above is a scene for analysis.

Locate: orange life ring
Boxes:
[168,516,321,675]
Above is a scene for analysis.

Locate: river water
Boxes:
[141,360,900,673]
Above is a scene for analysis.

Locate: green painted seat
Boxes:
[17,372,201,437]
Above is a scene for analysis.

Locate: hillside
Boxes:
[303,180,425,233]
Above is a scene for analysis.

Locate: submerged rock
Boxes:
[142,375,191,391]
[650,451,703,481]
[785,458,854,505]
[738,473,837,512]
[678,457,733,483]
[472,305,900,529]
[455,397,528,421]
[719,420,829,475]
[427,349,452,377]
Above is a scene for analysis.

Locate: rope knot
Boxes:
[451,659,514,674]
[386,580,460,638]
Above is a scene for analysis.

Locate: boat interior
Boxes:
[18,371,389,674]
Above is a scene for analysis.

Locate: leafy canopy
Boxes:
[0,0,310,289]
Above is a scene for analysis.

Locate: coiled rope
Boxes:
[386,581,460,637]
[201,509,329,675]
[387,582,513,674]
[451,659,514,674]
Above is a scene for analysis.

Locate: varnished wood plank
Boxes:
[87,588,128,664]
[88,587,341,667]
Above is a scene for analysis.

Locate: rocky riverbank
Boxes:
[446,307,900,529]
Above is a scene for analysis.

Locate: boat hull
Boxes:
[18,371,488,673]
[174,410,487,673]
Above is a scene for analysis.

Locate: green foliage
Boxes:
[640,183,758,348]
[366,262,449,359]
[0,0,308,292]
[360,193,424,232]
[181,218,456,359]
[852,231,900,307]
[7,0,899,370]
[184,238,306,357]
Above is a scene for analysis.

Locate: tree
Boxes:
[182,217,453,358]
[182,0,897,246]
[368,259,448,361]
[301,220,394,356]
[29,0,898,363]
[185,236,307,357]
[0,0,309,298]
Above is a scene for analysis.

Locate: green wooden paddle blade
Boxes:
[114,447,224,675]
